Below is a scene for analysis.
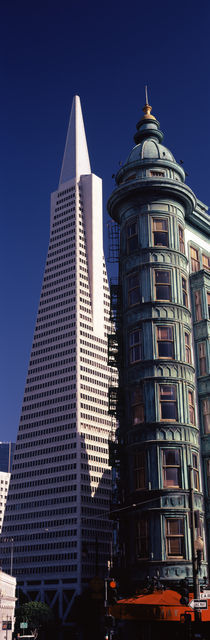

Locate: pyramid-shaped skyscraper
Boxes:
[2,96,117,621]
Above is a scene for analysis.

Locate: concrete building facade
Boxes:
[1,96,117,622]
[107,98,210,592]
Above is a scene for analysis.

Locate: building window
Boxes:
[136,517,149,558]
[134,451,146,489]
[203,398,210,434]
[185,332,192,364]
[129,329,142,363]
[159,384,177,421]
[207,292,210,320]
[128,274,140,306]
[155,270,171,301]
[157,326,174,358]
[150,170,165,177]
[182,277,188,307]
[202,253,210,271]
[190,246,200,272]
[179,226,185,254]
[131,386,144,425]
[206,460,210,496]
[127,220,138,254]
[192,453,199,491]
[152,218,168,247]
[162,449,181,488]
[165,518,185,557]
[194,290,202,321]
[188,390,195,425]
[198,342,207,376]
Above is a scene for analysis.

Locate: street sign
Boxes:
[2,622,12,630]
[200,590,210,599]
[20,622,28,628]
[189,599,208,610]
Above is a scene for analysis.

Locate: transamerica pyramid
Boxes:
[1,96,117,623]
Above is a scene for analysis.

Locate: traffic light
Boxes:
[107,579,118,604]
[179,578,189,605]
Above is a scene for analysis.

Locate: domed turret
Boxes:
[115,92,185,187]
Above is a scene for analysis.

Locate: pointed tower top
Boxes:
[133,88,163,144]
[141,85,156,121]
[59,95,91,186]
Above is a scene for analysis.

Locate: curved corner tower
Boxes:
[107,97,208,591]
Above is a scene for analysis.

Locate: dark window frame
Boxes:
[165,517,185,558]
[129,329,143,364]
[156,325,174,359]
[154,270,171,302]
[159,384,177,422]
[152,217,169,247]
[162,449,181,488]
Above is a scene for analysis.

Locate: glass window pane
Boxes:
[158,342,174,357]
[155,270,170,283]
[160,385,176,400]
[161,403,177,420]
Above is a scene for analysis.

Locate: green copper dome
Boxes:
[115,97,185,185]
[126,139,175,164]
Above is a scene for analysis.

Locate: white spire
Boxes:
[59,95,91,185]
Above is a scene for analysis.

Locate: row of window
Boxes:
[134,449,199,491]
[126,218,210,273]
[136,514,201,559]
[190,246,210,273]
[126,218,185,254]
[194,289,210,321]
[129,325,193,364]
[128,270,188,306]
[130,383,195,425]
[129,325,209,376]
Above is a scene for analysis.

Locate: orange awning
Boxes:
[110,589,210,622]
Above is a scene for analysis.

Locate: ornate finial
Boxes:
[142,86,156,120]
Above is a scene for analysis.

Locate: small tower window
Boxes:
[136,517,149,558]
[179,226,185,254]
[192,453,199,491]
[129,329,142,363]
[150,170,165,177]
[162,449,181,488]
[207,292,210,320]
[188,390,195,425]
[155,270,171,301]
[182,277,188,307]
[126,220,138,254]
[128,274,140,306]
[134,451,146,489]
[206,460,210,496]
[159,384,177,421]
[185,332,192,364]
[202,398,210,434]
[194,290,202,321]
[131,386,144,425]
[202,253,210,271]
[152,218,168,247]
[198,342,207,376]
[190,246,200,272]
[165,518,185,557]
[156,326,174,358]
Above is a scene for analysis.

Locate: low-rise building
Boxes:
[0,570,16,640]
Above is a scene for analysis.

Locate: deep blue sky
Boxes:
[1,0,209,442]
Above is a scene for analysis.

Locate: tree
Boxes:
[15,601,54,638]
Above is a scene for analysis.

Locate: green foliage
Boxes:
[15,601,54,636]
